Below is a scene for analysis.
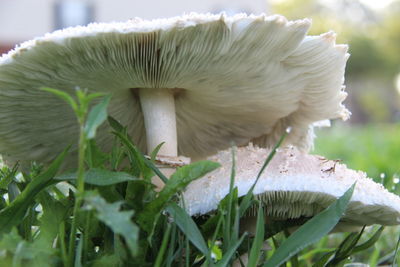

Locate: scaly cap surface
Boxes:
[184,145,400,226]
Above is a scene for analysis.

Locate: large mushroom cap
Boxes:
[184,145,400,227]
[0,13,348,169]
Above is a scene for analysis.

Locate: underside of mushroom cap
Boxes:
[0,13,348,169]
[183,145,400,226]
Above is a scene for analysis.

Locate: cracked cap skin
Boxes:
[0,13,349,169]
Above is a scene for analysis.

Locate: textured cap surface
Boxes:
[184,145,400,226]
[0,13,349,168]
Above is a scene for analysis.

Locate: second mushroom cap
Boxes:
[184,145,400,227]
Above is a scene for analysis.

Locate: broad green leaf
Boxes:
[247,202,265,267]
[84,191,139,256]
[41,87,78,112]
[55,168,140,186]
[84,95,111,139]
[216,233,247,267]
[264,183,355,267]
[0,147,69,236]
[137,161,220,233]
[164,203,211,262]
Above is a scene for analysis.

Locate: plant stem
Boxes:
[59,221,68,266]
[83,210,92,263]
[67,124,87,267]
[77,125,87,193]
[154,223,172,267]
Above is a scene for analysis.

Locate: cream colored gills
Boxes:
[0,13,349,180]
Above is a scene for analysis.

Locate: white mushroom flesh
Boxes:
[138,88,177,156]
[0,13,349,170]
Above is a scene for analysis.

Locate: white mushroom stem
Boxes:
[139,88,178,187]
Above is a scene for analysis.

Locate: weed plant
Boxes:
[0,89,397,266]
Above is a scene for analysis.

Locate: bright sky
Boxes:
[270,0,395,10]
[359,0,394,9]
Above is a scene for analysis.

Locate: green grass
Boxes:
[313,122,400,265]
[314,123,400,193]
[0,90,398,266]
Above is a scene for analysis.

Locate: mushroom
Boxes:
[0,13,348,183]
[183,144,400,228]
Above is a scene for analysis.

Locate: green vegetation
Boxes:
[0,89,395,266]
[314,123,400,194]
[271,0,400,124]
[314,123,400,265]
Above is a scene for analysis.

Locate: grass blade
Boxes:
[247,202,265,267]
[154,223,172,267]
[392,230,400,267]
[74,234,84,267]
[313,250,336,267]
[165,203,212,263]
[223,147,236,248]
[107,116,125,133]
[353,226,384,253]
[264,183,356,267]
[239,132,287,217]
[216,233,247,267]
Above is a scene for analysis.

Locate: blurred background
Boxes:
[1,0,400,184]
